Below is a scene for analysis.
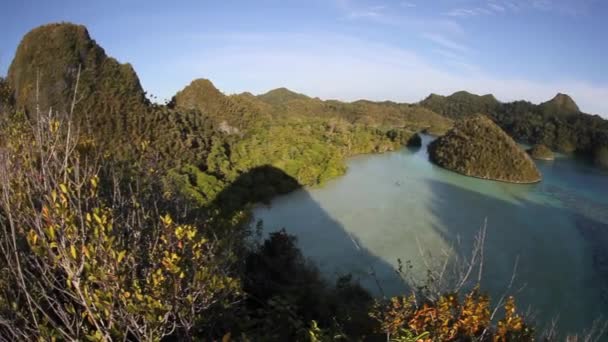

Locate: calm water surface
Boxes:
[253,135,608,335]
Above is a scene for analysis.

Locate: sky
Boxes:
[1,0,607,116]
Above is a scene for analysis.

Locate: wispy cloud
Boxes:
[446,2,506,18]
[529,0,598,15]
[400,1,416,8]
[336,0,389,21]
[446,0,598,18]
[422,33,470,53]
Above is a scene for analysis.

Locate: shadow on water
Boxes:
[216,160,608,337]
[204,165,407,338]
[426,178,608,336]
[212,165,408,297]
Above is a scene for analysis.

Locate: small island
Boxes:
[527,144,555,161]
[428,115,542,183]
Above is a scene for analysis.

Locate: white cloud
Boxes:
[335,0,388,21]
[347,10,382,19]
[157,32,608,117]
[446,4,502,17]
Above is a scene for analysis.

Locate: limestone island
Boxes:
[527,144,555,161]
[428,115,542,183]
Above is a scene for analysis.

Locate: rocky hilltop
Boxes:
[170,78,270,131]
[540,93,580,117]
[527,144,555,161]
[8,23,148,122]
[171,78,229,117]
[428,115,542,183]
[257,87,311,106]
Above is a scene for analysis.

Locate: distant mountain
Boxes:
[173,84,453,134]
[420,91,500,119]
[257,87,311,106]
[7,23,148,122]
[420,90,583,119]
[420,90,608,166]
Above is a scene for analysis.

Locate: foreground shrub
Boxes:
[0,111,239,341]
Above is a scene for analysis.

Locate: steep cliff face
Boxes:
[7,23,148,124]
[428,115,542,183]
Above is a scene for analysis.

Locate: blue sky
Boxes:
[1,0,607,115]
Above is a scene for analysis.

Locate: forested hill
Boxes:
[420,90,608,166]
[254,88,453,133]
[170,79,453,134]
[8,23,149,124]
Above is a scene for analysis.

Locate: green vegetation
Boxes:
[0,77,12,112]
[255,89,453,134]
[0,22,606,340]
[421,91,500,120]
[420,90,608,167]
[428,115,542,183]
[7,22,148,130]
[166,78,429,192]
[170,78,267,132]
[527,144,555,161]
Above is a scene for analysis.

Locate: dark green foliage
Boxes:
[420,90,608,167]
[237,229,376,340]
[428,115,542,183]
[256,89,453,133]
[387,129,422,148]
[165,79,445,197]
[421,91,500,120]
